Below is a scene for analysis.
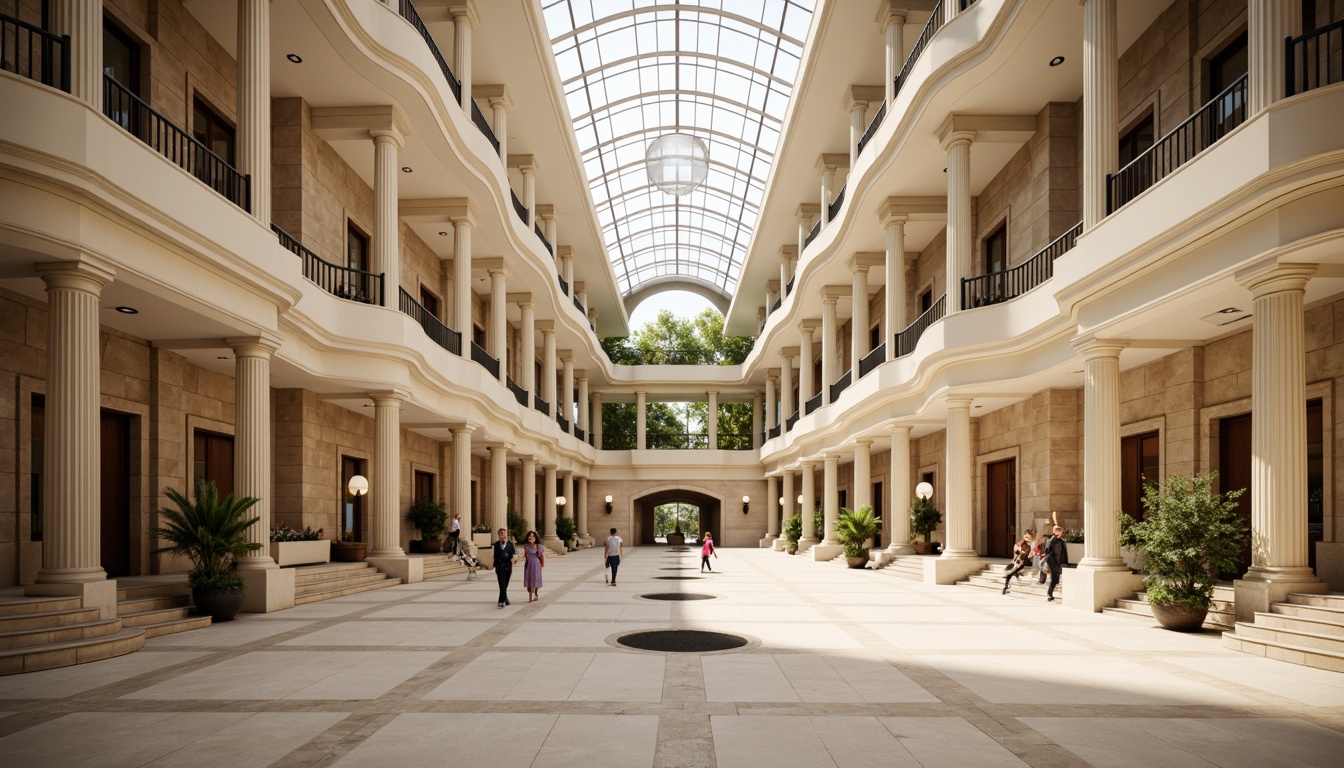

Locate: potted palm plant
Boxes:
[1118,473,1246,632]
[782,514,802,554]
[152,480,261,622]
[909,496,942,554]
[407,496,447,553]
[837,506,881,568]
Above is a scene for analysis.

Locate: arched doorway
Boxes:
[632,487,723,546]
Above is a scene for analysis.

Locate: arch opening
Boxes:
[631,487,723,547]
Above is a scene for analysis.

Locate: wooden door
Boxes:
[871,481,883,547]
[341,456,366,542]
[100,411,132,577]
[193,431,234,497]
[1219,413,1253,577]
[986,459,1016,558]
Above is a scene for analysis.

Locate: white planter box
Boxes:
[1065,542,1085,565]
[472,532,492,547]
[269,540,331,567]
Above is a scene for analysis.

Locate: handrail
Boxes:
[785,410,800,432]
[0,14,69,92]
[1287,18,1344,96]
[556,413,569,432]
[646,432,710,450]
[894,294,946,357]
[536,222,553,255]
[557,273,569,295]
[1107,73,1248,213]
[105,75,250,212]
[827,184,845,223]
[470,340,499,379]
[829,371,852,403]
[771,296,782,313]
[717,432,753,450]
[511,190,528,222]
[804,392,822,416]
[275,225,385,306]
[395,0,461,103]
[785,276,794,297]
[506,376,528,407]
[767,425,781,440]
[859,343,886,379]
[894,1,944,100]
[470,98,499,154]
[960,221,1082,309]
[575,427,586,442]
[573,294,584,313]
[857,100,886,156]
[398,286,461,355]
[803,219,822,249]
[533,395,550,416]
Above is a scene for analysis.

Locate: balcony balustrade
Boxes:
[277,225,385,306]
[0,13,69,92]
[960,222,1082,309]
[398,286,461,355]
[1288,19,1344,96]
[470,340,499,379]
[894,295,946,358]
[858,343,886,379]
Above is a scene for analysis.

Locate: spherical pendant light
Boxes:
[645,133,709,196]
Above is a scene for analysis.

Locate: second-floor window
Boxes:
[918,288,933,315]
[347,223,369,273]
[1118,112,1155,169]
[103,18,139,93]
[1207,32,1248,142]
[420,286,440,318]
[192,98,236,166]
[982,224,1007,275]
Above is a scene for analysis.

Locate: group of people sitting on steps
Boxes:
[1002,525,1069,602]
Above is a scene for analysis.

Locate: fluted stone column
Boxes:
[490,445,507,534]
[519,301,535,395]
[852,265,869,378]
[821,296,838,405]
[780,245,796,300]
[764,476,779,543]
[372,128,404,305]
[522,457,537,533]
[453,215,473,341]
[1083,0,1117,230]
[481,86,510,160]
[799,324,815,408]
[238,0,270,221]
[1234,263,1326,619]
[50,0,101,110]
[592,392,603,449]
[882,6,906,104]
[752,392,762,449]
[576,476,589,542]
[821,454,840,548]
[231,336,281,571]
[782,471,796,547]
[764,374,777,434]
[781,353,795,421]
[451,4,477,112]
[884,215,907,360]
[562,472,575,544]
[886,426,914,554]
[707,391,718,449]
[943,131,973,312]
[1250,0,1301,115]
[451,426,474,548]
[542,466,560,548]
[854,440,872,513]
[1078,339,1127,569]
[33,259,114,591]
[489,267,507,382]
[541,328,556,407]
[799,461,818,551]
[848,97,867,170]
[942,397,975,558]
[561,356,575,433]
[522,164,537,227]
[371,393,407,557]
[636,391,647,450]
[577,375,589,437]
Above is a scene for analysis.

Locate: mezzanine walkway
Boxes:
[1,548,1342,767]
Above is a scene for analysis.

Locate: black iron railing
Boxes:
[275,225,385,306]
[511,190,527,223]
[785,410,800,432]
[573,294,584,313]
[536,222,553,255]
[859,343,886,378]
[1287,18,1344,96]
[895,294,946,357]
[0,14,69,92]
[785,276,794,296]
[718,432,752,451]
[506,377,528,407]
[470,340,499,379]
[534,395,550,416]
[803,219,822,249]
[105,75,250,212]
[771,296,782,313]
[857,100,886,156]
[961,221,1082,309]
[894,1,944,101]
[767,424,781,440]
[647,432,709,450]
[398,287,461,355]
[557,273,569,295]
[1107,73,1248,213]
[470,99,499,154]
[829,371,852,402]
[804,392,822,416]
[556,413,569,432]
[827,184,846,222]
[396,0,461,104]
[575,427,586,442]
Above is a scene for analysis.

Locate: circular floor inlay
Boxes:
[617,629,748,652]
[640,592,717,601]
[659,567,695,570]
[654,575,703,580]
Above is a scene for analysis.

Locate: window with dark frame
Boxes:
[414,470,435,502]
[1207,32,1248,143]
[1120,431,1160,520]
[346,222,371,302]
[918,288,933,315]
[1118,112,1155,169]
[103,17,141,134]
[31,394,44,542]
[419,286,440,318]
[192,97,236,165]
[982,223,1007,275]
[193,430,235,498]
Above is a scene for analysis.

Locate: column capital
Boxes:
[451,424,477,437]
[536,204,556,222]
[311,105,410,142]
[473,83,511,108]
[448,2,480,28]
[507,292,534,306]
[852,252,884,270]
[888,422,911,436]
[226,334,283,358]
[35,257,117,291]
[945,395,974,408]
[799,319,820,333]
[765,370,779,382]
[816,153,849,172]
[1071,335,1127,359]
[845,85,884,112]
[508,154,539,173]
[369,390,409,407]
[796,203,821,221]
[877,4,908,33]
[488,265,509,279]
[369,127,405,151]
[576,372,588,383]
[939,129,975,152]
[781,346,799,359]
[822,294,840,306]
[780,244,798,260]
[1236,262,1317,297]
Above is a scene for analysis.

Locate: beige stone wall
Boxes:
[908,228,947,326]
[975,388,1082,542]
[587,479,769,548]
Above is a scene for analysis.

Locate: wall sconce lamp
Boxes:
[915,481,934,501]
[741,495,750,514]
[604,494,614,514]
[797,494,804,505]
[347,475,369,497]
[556,496,567,509]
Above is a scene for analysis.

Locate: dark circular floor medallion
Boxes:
[660,567,695,570]
[617,629,747,652]
[640,592,717,601]
[654,575,703,580]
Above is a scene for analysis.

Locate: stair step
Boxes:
[1253,611,1344,638]
[0,627,145,676]
[1102,606,1158,622]
[0,618,123,650]
[1222,630,1344,673]
[117,583,190,601]
[294,577,399,606]
[291,562,380,578]
[119,606,193,628]
[296,570,393,594]
[1270,602,1344,623]
[0,607,103,633]
[140,615,213,639]
[118,595,190,613]
[0,596,83,617]
[1232,621,1344,654]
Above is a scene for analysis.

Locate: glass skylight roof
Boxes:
[542,0,814,302]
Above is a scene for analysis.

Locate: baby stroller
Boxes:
[452,538,480,580]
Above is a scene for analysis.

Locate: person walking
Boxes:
[1044,525,1069,602]
[522,531,544,602]
[450,513,462,553]
[1033,531,1050,584]
[491,528,515,608]
[700,531,716,572]
[1002,530,1034,594]
[605,528,623,586]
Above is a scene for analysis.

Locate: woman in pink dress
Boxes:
[523,530,545,601]
[701,532,716,572]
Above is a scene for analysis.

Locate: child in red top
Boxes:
[701,532,717,572]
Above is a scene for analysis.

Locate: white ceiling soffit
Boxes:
[541,0,815,308]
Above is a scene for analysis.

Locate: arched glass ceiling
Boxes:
[541,0,814,302]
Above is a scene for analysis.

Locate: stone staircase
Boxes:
[1102,585,1235,630]
[0,595,144,675]
[880,555,929,582]
[420,555,470,580]
[293,562,399,605]
[958,562,1061,598]
[1222,592,1344,672]
[116,581,212,639]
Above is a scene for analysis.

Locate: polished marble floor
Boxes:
[2,547,1343,766]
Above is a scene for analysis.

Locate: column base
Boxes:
[367,556,424,584]
[368,548,407,558]
[772,539,787,551]
[1233,575,1328,623]
[939,548,978,559]
[541,536,567,555]
[796,537,819,555]
[885,543,915,556]
[921,557,987,585]
[1064,566,1143,613]
[759,534,778,548]
[811,544,843,561]
[241,567,296,613]
[26,579,118,620]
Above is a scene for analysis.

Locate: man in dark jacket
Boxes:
[492,528,516,607]
[1044,525,1068,602]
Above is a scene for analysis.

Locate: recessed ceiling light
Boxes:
[438,231,448,236]
[1218,307,1241,314]
[1049,56,1065,67]
[401,166,413,173]
[286,53,302,64]
[114,306,138,314]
